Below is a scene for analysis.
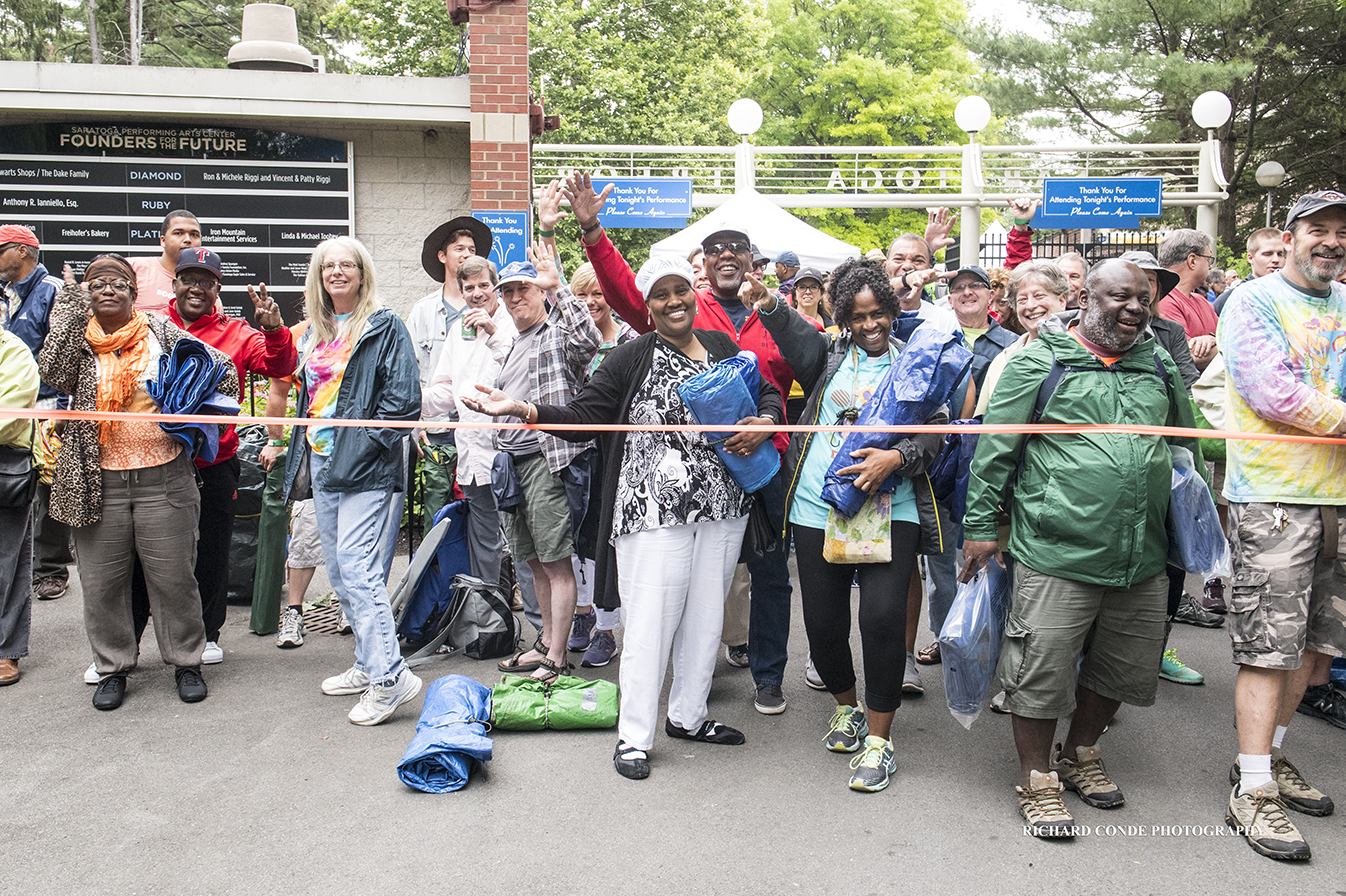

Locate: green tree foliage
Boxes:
[749,0,978,253]
[970,0,1346,246]
[328,0,465,76]
[0,0,347,69]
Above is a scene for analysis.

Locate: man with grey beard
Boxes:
[1218,190,1346,862]
[960,259,1200,840]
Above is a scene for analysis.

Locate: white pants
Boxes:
[615,516,749,750]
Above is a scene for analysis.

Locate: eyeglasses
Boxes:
[949,281,987,294]
[704,241,750,257]
[1193,254,1215,263]
[178,276,218,289]
[321,260,361,273]
[795,283,822,293]
[87,279,132,292]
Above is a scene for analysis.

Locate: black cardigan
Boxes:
[535,329,784,610]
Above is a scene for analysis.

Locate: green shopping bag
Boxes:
[490,673,619,730]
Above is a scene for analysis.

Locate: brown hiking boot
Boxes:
[1229,748,1335,817]
[1051,742,1125,809]
[1225,781,1310,861]
[1017,770,1076,838]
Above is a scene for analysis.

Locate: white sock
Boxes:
[1238,753,1273,795]
[1272,725,1288,750]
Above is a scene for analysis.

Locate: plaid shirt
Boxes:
[500,284,600,472]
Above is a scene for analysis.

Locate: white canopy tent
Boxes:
[648,189,862,272]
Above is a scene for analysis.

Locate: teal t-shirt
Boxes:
[789,346,918,529]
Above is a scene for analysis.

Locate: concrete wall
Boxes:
[305,122,472,315]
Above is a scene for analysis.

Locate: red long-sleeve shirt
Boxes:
[584,233,793,455]
[167,305,298,466]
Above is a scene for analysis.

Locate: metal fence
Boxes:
[972,230,1160,270]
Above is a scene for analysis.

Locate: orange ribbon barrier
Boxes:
[0,406,1342,444]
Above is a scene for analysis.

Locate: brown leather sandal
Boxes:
[498,636,549,673]
[916,641,941,665]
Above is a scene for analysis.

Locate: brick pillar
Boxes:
[468,0,531,212]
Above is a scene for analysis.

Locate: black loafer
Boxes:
[175,666,208,703]
[93,675,126,711]
[664,718,745,745]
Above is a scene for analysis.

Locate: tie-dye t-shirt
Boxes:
[788,346,918,529]
[304,313,356,456]
[1218,272,1346,503]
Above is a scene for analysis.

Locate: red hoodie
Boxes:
[585,233,794,455]
[167,305,298,467]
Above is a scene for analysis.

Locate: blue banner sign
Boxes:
[473,209,531,270]
[591,177,692,229]
[1032,177,1163,228]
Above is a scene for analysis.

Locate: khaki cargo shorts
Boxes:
[1227,502,1346,670]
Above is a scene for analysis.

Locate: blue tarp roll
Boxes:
[821,325,972,517]
[145,338,239,462]
[397,674,493,793]
[678,350,779,493]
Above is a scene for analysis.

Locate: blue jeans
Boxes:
[311,453,406,686]
[747,470,792,687]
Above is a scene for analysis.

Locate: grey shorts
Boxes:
[997,563,1168,719]
[502,453,574,565]
[1227,502,1346,670]
[287,498,324,569]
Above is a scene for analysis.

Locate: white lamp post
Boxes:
[1255,161,1286,229]
[1192,91,1232,240]
[955,96,992,267]
[727,98,762,194]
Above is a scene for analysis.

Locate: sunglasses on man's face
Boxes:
[704,241,750,257]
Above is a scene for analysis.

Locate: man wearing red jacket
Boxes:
[165,247,297,662]
[563,172,796,715]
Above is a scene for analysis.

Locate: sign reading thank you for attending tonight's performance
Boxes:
[1032,177,1164,229]
[0,122,353,325]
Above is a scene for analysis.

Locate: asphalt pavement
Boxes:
[3,559,1344,895]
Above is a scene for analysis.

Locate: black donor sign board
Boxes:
[0,123,354,325]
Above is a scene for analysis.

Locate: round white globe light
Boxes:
[1255,161,1286,188]
[727,99,763,136]
[1191,91,1232,130]
[954,95,993,134]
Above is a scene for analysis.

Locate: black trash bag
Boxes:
[227,424,269,604]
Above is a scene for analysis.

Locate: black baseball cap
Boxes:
[1285,190,1346,230]
[948,265,991,289]
[794,266,825,288]
[175,247,222,278]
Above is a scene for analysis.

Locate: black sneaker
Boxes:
[754,683,787,715]
[724,643,749,668]
[665,718,745,745]
[93,675,126,711]
[1297,684,1346,730]
[175,666,208,704]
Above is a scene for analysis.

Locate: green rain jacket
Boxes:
[962,313,1200,588]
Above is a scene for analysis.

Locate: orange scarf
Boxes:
[84,313,151,444]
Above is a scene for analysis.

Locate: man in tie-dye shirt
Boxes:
[1218,190,1346,862]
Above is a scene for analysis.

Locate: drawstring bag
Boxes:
[822,491,891,563]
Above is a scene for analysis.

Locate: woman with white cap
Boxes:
[466,254,783,781]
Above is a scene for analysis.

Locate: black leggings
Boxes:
[794,522,920,714]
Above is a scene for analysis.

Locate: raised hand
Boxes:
[525,240,561,292]
[924,207,956,253]
[537,179,568,232]
[248,282,284,331]
[561,171,615,230]
[1008,195,1040,228]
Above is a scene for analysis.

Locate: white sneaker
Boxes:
[336,609,353,635]
[84,662,98,685]
[322,666,371,695]
[348,669,423,726]
[201,641,224,665]
[902,652,924,695]
[804,655,827,691]
[276,607,305,648]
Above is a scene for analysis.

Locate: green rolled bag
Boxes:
[490,673,619,730]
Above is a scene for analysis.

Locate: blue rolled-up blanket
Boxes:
[678,350,780,493]
[146,338,240,462]
[397,674,493,793]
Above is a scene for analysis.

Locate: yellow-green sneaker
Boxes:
[824,704,868,753]
[1159,648,1204,685]
[848,735,895,792]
